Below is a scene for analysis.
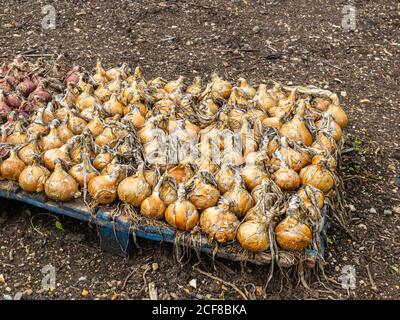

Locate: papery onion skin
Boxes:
[297,185,325,209]
[275,216,312,251]
[200,203,239,244]
[0,151,26,181]
[18,165,49,193]
[224,184,254,219]
[88,173,119,205]
[165,200,199,231]
[241,164,269,191]
[140,194,166,220]
[117,168,152,207]
[237,220,269,252]
[327,104,348,128]
[45,163,79,202]
[69,163,98,188]
[272,167,300,191]
[299,164,334,193]
[18,143,40,165]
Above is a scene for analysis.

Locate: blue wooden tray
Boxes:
[0,180,325,268]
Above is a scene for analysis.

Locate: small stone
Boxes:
[383,210,392,216]
[3,295,12,300]
[0,274,5,285]
[78,276,87,282]
[189,279,197,289]
[358,223,367,230]
[81,289,89,297]
[349,204,356,212]
[359,99,370,104]
[74,28,81,33]
[369,208,377,214]
[171,25,178,29]
[392,177,400,187]
[340,91,347,97]
[111,294,118,301]
[393,206,400,215]
[252,26,260,33]
[151,263,159,272]
[5,287,12,292]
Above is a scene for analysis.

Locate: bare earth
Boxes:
[0,0,399,300]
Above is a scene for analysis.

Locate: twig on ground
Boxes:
[366,264,378,292]
[122,268,136,290]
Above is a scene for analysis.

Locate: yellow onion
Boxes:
[311,153,337,170]
[312,98,330,111]
[93,148,113,171]
[122,108,145,129]
[315,117,342,142]
[262,117,282,128]
[275,216,312,251]
[271,138,311,172]
[238,78,256,98]
[189,171,220,210]
[27,109,49,138]
[224,174,254,219]
[311,132,336,154]
[138,116,166,144]
[241,163,269,191]
[76,87,96,110]
[101,160,128,184]
[186,76,202,96]
[253,84,278,113]
[272,166,300,191]
[210,73,232,99]
[153,97,175,115]
[45,161,80,202]
[39,121,63,151]
[165,184,199,231]
[279,115,313,146]
[103,94,124,116]
[327,104,348,128]
[18,164,50,193]
[18,141,40,165]
[237,215,269,252]
[42,143,71,170]
[94,83,112,102]
[247,107,266,122]
[70,144,95,164]
[144,169,158,188]
[6,122,28,145]
[200,199,239,244]
[167,164,194,184]
[57,121,74,143]
[95,127,116,147]
[299,164,335,193]
[0,150,26,180]
[251,179,281,207]
[197,151,219,173]
[297,185,325,209]
[227,107,245,130]
[42,103,55,125]
[140,178,166,220]
[88,166,120,205]
[117,164,152,206]
[67,112,87,135]
[215,164,235,194]
[164,76,186,93]
[159,175,178,205]
[69,157,99,188]
[86,116,104,137]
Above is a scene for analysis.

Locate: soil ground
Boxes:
[0,0,399,300]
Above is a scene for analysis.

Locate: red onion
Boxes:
[64,66,81,85]
[30,86,52,102]
[18,77,37,97]
[5,93,22,109]
[0,63,9,77]
[0,92,11,117]
[31,75,43,87]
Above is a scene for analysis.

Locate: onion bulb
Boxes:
[237,216,269,252]
[45,161,80,202]
[327,104,348,128]
[57,121,74,143]
[6,122,28,145]
[299,164,335,193]
[167,164,194,184]
[67,112,87,135]
[39,121,63,151]
[275,216,312,251]
[189,171,220,210]
[272,166,300,191]
[223,173,255,219]
[253,84,277,113]
[140,178,166,220]
[93,147,113,171]
[311,132,336,154]
[297,184,325,209]
[95,127,116,147]
[0,150,26,180]
[86,116,104,137]
[69,157,99,188]
[88,167,120,205]
[42,144,71,170]
[18,141,40,165]
[18,164,50,193]
[241,163,269,191]
[200,199,239,244]
[210,73,232,99]
[165,184,199,231]
[279,115,313,146]
[311,153,337,170]
[238,78,256,98]
[117,164,152,206]
[215,164,235,194]
[159,175,178,205]
[315,117,342,142]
